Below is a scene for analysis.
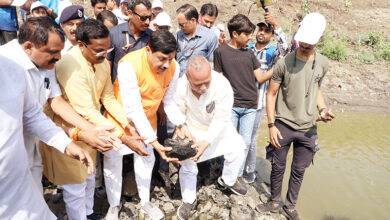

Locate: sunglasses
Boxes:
[178,20,190,28]
[132,10,152,21]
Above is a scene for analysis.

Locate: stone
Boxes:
[162,202,175,214]
[208,204,220,217]
[199,201,212,213]
[230,204,254,220]
[247,196,257,210]
[260,194,270,204]
[219,208,230,219]
[212,190,229,205]
[164,138,197,161]
[230,194,247,206]
[261,183,271,195]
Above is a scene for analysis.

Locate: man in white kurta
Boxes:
[172,56,247,219]
[0,56,94,219]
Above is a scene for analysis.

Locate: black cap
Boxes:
[60,5,84,23]
[257,21,274,33]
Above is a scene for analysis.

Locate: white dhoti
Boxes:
[24,133,44,194]
[180,123,245,203]
[103,138,155,207]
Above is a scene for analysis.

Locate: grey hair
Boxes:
[186,55,210,73]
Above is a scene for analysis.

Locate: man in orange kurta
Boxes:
[106,30,184,219]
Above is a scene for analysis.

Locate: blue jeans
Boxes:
[231,107,257,177]
[245,108,264,178]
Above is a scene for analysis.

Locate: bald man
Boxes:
[172,55,247,219]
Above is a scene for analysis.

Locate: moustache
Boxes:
[301,46,312,50]
[48,58,59,64]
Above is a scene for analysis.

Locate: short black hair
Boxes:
[227,14,255,38]
[76,19,109,44]
[127,0,151,11]
[176,4,198,21]
[147,30,177,54]
[18,17,65,48]
[97,10,118,26]
[200,3,218,17]
[91,0,107,7]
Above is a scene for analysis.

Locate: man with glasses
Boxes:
[175,4,218,77]
[106,0,152,83]
[46,19,145,220]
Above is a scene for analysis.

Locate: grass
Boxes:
[319,39,349,61]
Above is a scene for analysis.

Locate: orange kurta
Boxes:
[106,48,176,134]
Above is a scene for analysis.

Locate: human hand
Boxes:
[190,141,210,162]
[173,124,195,141]
[65,142,95,174]
[121,135,149,156]
[151,141,180,164]
[317,108,335,122]
[269,126,283,148]
[264,12,280,30]
[79,125,122,152]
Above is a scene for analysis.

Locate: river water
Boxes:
[255,111,390,220]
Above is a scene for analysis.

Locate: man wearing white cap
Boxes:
[153,12,171,31]
[151,0,162,16]
[29,1,49,17]
[256,13,335,220]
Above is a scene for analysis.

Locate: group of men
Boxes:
[0,0,335,220]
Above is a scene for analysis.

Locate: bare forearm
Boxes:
[0,0,13,6]
[266,93,277,123]
[317,86,327,110]
[49,96,94,130]
[255,68,274,84]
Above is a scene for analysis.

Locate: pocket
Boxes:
[265,142,276,163]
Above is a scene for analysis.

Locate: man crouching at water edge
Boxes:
[172,56,248,220]
[256,13,335,220]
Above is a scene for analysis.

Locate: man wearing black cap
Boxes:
[59,5,85,54]
[243,11,289,184]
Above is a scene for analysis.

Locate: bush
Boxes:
[358,50,376,64]
[378,42,390,61]
[320,40,349,61]
[366,31,384,47]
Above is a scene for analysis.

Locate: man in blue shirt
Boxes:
[175,4,218,77]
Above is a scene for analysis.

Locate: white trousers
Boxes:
[103,142,155,207]
[179,130,245,204]
[62,174,95,220]
[25,136,44,194]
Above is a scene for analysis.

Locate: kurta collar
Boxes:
[10,39,38,71]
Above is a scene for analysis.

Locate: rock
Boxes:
[199,200,212,213]
[230,204,253,220]
[260,194,269,204]
[162,202,175,214]
[230,194,247,206]
[208,204,220,217]
[261,183,271,195]
[212,190,229,205]
[219,208,230,219]
[247,196,257,210]
[164,138,197,161]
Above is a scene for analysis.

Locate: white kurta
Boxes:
[0,40,63,190]
[173,70,245,163]
[0,56,71,219]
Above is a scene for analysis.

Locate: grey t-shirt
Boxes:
[272,52,329,133]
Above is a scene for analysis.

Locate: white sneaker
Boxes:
[105,205,120,220]
[141,201,164,220]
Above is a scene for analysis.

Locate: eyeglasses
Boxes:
[178,20,190,28]
[132,10,152,21]
[82,42,114,57]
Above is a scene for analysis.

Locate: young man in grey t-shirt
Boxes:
[256,13,335,220]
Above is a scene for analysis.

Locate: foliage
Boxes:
[302,0,310,14]
[320,40,349,61]
[366,31,384,47]
[358,50,376,64]
[378,42,390,61]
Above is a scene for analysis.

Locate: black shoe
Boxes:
[256,201,281,213]
[217,177,248,196]
[87,213,102,220]
[281,206,300,220]
[177,200,197,220]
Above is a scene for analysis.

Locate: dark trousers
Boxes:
[267,120,318,209]
[0,30,17,45]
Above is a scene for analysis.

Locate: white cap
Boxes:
[30,1,48,12]
[295,13,326,45]
[154,12,171,27]
[152,0,163,9]
[11,0,27,7]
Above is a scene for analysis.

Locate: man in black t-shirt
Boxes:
[213,14,272,178]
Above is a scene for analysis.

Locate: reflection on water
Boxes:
[255,112,390,220]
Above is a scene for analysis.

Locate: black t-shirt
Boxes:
[214,44,260,109]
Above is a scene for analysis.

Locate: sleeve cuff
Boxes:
[46,132,73,153]
[274,27,283,35]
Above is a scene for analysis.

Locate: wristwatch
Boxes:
[268,122,275,128]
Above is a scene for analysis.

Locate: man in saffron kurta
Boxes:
[106,30,183,219]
